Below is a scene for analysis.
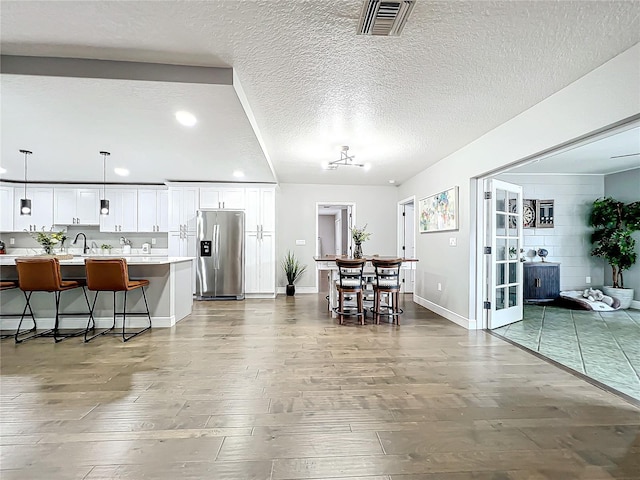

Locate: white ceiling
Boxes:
[509,126,640,175]
[1,1,639,186]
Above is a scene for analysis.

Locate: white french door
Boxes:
[486,179,523,329]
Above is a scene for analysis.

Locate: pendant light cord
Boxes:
[24,152,27,197]
[99,151,110,199]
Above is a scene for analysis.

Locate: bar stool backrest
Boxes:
[15,258,63,292]
[335,258,366,289]
[85,258,130,292]
[371,258,402,289]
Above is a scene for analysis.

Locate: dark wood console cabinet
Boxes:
[524,262,560,302]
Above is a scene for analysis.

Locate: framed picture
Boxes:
[523,199,536,228]
[419,186,458,233]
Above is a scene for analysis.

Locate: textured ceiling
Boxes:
[1,1,639,185]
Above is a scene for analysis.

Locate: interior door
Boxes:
[334,215,341,255]
[486,179,523,329]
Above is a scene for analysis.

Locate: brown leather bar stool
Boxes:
[84,258,151,342]
[14,258,93,343]
[371,258,403,325]
[333,258,366,325]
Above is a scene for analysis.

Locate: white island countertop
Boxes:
[0,255,194,266]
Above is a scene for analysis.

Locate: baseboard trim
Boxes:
[276,286,318,295]
[413,294,476,330]
[630,300,640,310]
[0,315,177,330]
[245,293,277,299]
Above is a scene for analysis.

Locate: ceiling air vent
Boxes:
[357,0,416,36]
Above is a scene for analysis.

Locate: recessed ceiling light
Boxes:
[114,167,130,177]
[0,166,6,174]
[175,110,197,127]
[233,170,245,178]
[363,163,372,171]
[388,180,396,184]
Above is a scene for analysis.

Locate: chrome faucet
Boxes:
[72,232,89,254]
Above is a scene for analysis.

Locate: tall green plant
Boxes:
[282,251,307,285]
[590,197,640,288]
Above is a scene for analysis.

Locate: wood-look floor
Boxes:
[1,294,639,479]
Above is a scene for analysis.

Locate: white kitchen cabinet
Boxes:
[168,230,197,293]
[244,186,276,295]
[0,185,14,232]
[199,187,245,209]
[138,189,169,233]
[99,188,138,233]
[13,187,54,233]
[245,187,275,233]
[245,230,275,294]
[53,188,100,226]
[169,187,199,232]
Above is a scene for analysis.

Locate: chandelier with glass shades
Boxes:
[321,146,370,171]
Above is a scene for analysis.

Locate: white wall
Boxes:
[277,183,398,289]
[497,174,605,291]
[398,43,640,327]
[604,167,640,300]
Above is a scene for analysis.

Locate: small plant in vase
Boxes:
[282,251,307,296]
[28,228,67,255]
[350,224,371,259]
[101,244,112,255]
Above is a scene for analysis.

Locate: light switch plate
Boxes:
[151,238,156,245]
[449,237,457,246]
[296,239,306,246]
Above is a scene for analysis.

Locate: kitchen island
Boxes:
[0,256,194,330]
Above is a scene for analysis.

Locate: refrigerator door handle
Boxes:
[214,224,221,269]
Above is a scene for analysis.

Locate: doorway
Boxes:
[397,196,416,293]
[316,203,356,293]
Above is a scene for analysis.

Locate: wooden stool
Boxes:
[14,258,93,343]
[84,258,151,342]
[333,258,366,325]
[371,258,403,325]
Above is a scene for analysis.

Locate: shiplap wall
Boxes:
[498,174,604,291]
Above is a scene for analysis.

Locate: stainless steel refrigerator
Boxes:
[195,210,245,300]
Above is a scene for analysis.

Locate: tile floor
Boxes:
[493,305,640,401]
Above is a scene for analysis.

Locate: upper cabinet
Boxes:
[200,187,245,210]
[13,187,54,232]
[169,187,199,232]
[53,188,101,226]
[245,187,275,232]
[99,188,138,233]
[0,185,14,232]
[138,189,169,233]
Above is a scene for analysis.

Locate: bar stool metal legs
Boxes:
[84,288,151,343]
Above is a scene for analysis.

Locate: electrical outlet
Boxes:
[449,237,457,246]
[586,276,591,284]
[9,237,15,245]
[151,238,156,245]
[437,282,442,291]
[296,239,306,246]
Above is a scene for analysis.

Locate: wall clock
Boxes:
[523,199,536,228]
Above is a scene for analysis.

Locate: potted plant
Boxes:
[350,224,372,259]
[282,251,307,296]
[589,197,640,309]
[28,228,67,255]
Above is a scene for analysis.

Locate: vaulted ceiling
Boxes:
[1,1,639,186]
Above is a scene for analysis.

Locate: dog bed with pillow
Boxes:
[559,289,621,311]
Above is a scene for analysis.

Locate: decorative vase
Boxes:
[602,286,634,310]
[42,245,53,255]
[354,242,363,259]
[286,284,295,296]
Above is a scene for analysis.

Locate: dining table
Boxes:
[314,255,418,317]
